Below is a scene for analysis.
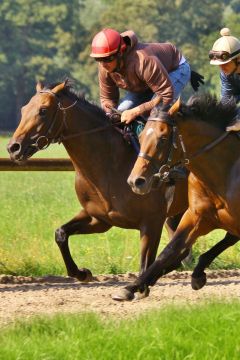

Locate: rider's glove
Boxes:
[190,70,205,91]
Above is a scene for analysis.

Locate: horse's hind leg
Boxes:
[191,232,239,290]
[55,209,111,282]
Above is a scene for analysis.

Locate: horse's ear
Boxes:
[51,81,67,95]
[168,97,181,116]
[36,81,44,92]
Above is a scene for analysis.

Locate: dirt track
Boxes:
[1,270,240,326]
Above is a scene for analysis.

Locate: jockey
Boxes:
[209,28,240,131]
[90,28,202,137]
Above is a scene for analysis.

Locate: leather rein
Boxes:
[32,90,112,150]
[138,116,230,182]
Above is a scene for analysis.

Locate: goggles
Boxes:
[209,51,232,61]
[95,54,117,63]
[209,49,240,62]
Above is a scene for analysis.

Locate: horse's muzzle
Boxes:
[7,140,22,159]
[127,174,151,195]
[7,139,36,162]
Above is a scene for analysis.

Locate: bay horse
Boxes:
[124,94,240,299]
[7,80,188,299]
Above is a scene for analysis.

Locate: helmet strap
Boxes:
[113,53,122,72]
[112,38,126,72]
[230,58,240,75]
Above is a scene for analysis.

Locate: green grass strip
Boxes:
[1,301,240,360]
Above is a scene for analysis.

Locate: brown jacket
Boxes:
[98,30,183,112]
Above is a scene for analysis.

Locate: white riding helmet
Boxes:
[209,28,240,65]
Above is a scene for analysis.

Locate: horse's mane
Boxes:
[182,93,238,130]
[43,79,107,120]
[150,93,238,131]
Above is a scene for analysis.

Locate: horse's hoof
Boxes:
[191,272,207,290]
[135,287,150,300]
[112,288,135,301]
[76,268,93,282]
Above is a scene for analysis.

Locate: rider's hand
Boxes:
[226,117,240,132]
[190,70,205,91]
[121,109,136,124]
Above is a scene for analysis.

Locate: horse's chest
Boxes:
[79,190,135,226]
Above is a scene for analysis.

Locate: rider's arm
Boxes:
[140,55,174,106]
[220,72,240,104]
[121,56,173,123]
[99,66,120,112]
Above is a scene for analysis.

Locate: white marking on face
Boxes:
[146,128,154,136]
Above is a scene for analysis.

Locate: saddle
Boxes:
[107,109,145,153]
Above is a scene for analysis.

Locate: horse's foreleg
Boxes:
[55,209,111,281]
[191,232,239,290]
[139,217,165,273]
[165,213,193,266]
[118,209,214,300]
[112,217,164,301]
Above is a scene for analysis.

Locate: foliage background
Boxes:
[0,0,240,130]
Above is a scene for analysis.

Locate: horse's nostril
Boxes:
[8,142,21,154]
[135,177,146,188]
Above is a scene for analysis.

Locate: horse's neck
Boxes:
[62,107,133,188]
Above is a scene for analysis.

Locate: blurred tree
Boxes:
[0,0,239,130]
[0,0,87,130]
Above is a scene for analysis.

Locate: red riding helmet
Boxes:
[90,28,126,58]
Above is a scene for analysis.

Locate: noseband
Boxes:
[138,116,189,182]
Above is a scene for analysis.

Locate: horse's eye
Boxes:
[39,108,47,117]
[156,137,167,149]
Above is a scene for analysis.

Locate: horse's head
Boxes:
[7,81,69,163]
[127,99,182,195]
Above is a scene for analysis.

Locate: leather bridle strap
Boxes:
[35,90,112,148]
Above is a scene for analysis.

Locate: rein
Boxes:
[138,117,230,182]
[32,90,111,150]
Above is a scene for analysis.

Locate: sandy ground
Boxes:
[1,270,240,327]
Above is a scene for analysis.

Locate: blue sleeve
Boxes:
[220,72,234,103]
[220,72,240,104]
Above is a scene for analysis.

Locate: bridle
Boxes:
[31,89,111,151]
[138,116,230,182]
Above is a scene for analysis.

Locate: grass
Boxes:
[1,301,240,359]
[0,135,240,277]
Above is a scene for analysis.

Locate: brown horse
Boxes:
[124,94,239,299]
[7,80,188,299]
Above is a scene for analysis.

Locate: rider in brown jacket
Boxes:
[90,28,192,127]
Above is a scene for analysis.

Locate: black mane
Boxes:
[182,93,238,130]
[43,79,107,120]
[150,93,238,130]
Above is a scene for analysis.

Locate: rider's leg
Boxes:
[117,90,153,112]
[167,61,191,179]
[168,61,191,100]
[118,90,153,137]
